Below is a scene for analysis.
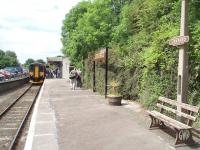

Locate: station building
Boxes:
[47,56,70,79]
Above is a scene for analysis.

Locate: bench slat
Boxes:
[159,97,176,105]
[157,103,176,113]
[147,110,192,130]
[157,103,196,121]
[179,102,199,113]
[159,96,199,113]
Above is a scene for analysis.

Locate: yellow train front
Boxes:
[29,62,46,84]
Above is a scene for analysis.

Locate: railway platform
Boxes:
[24,79,200,150]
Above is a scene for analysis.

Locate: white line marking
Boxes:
[38,112,54,115]
[35,121,53,124]
[24,81,45,150]
[38,102,49,104]
[34,133,54,137]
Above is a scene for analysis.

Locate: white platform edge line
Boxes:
[24,80,45,150]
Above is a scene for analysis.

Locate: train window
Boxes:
[39,65,44,71]
[29,65,34,71]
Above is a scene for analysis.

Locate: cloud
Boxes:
[0,27,61,62]
[0,0,82,63]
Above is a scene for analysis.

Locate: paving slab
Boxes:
[25,79,200,150]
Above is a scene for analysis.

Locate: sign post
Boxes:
[105,47,108,98]
[93,48,108,98]
[93,61,96,92]
[177,0,189,110]
[169,0,189,115]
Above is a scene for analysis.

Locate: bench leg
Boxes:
[175,129,195,146]
[149,116,165,129]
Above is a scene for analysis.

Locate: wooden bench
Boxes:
[147,96,199,146]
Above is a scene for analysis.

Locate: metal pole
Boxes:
[82,57,84,84]
[93,61,96,92]
[105,47,108,98]
[177,0,189,112]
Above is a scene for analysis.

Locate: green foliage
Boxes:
[5,50,17,58]
[108,80,121,96]
[61,0,130,66]
[188,21,200,105]
[23,58,45,69]
[0,49,19,69]
[62,0,200,119]
[24,58,35,68]
[36,59,46,64]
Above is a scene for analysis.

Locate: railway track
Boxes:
[0,85,41,150]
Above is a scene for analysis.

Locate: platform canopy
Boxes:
[46,56,70,79]
[47,56,63,62]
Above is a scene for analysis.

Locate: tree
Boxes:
[61,0,200,110]
[0,49,5,58]
[5,50,17,58]
[24,58,35,68]
[61,0,122,65]
[0,49,19,69]
[61,1,91,63]
[36,59,45,64]
[5,50,19,66]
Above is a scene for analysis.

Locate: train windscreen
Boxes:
[29,64,34,71]
[39,65,44,72]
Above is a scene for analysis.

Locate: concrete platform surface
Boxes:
[24,79,200,150]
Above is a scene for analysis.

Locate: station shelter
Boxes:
[47,56,70,79]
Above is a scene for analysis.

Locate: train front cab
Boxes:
[29,63,45,84]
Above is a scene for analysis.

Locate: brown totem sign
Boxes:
[92,48,108,98]
[94,49,105,60]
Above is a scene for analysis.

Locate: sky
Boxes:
[0,0,82,64]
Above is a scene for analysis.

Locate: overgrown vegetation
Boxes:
[61,0,200,109]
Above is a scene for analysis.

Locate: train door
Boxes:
[35,65,39,79]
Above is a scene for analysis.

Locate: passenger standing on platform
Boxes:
[57,69,61,78]
[76,69,82,88]
[53,69,56,78]
[46,70,50,78]
[55,68,58,78]
[69,68,77,90]
[50,69,54,78]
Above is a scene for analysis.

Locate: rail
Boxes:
[8,85,41,150]
[0,84,41,149]
[0,85,32,118]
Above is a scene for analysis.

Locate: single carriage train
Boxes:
[29,62,46,84]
